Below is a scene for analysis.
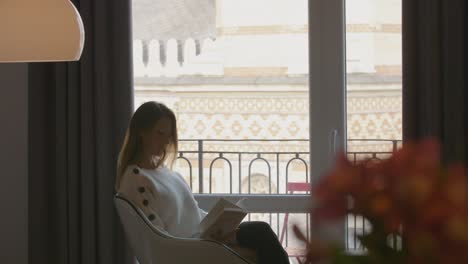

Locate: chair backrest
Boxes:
[286,182,311,194]
[279,182,311,244]
[114,194,251,264]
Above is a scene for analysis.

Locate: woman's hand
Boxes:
[210,228,239,244]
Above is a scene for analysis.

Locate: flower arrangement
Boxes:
[294,139,468,264]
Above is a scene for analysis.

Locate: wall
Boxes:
[0,63,28,264]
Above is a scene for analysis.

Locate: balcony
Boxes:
[174,138,402,254]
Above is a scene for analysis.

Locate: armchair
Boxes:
[114,194,253,264]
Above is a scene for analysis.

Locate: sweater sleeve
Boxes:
[173,171,208,219]
[131,172,167,233]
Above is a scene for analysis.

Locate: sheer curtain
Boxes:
[403,0,467,164]
[28,0,134,263]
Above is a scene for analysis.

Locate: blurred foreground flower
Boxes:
[295,139,468,263]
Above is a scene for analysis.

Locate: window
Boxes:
[132,0,402,257]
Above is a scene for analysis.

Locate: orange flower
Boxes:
[419,198,448,227]
[297,139,468,263]
[396,175,435,207]
[445,215,468,242]
[444,164,467,208]
[369,193,393,217]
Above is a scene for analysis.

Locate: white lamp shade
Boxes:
[0,0,85,62]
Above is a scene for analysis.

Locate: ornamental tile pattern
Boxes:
[135,87,402,155]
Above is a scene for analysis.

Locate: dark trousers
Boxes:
[236,221,290,264]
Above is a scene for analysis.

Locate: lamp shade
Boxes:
[0,0,85,62]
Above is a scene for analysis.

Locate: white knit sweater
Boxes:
[118,164,207,238]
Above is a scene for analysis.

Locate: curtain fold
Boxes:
[402,0,468,164]
[28,0,134,263]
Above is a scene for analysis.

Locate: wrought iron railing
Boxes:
[175,138,402,255]
[346,139,403,251]
[177,139,310,193]
[176,139,401,191]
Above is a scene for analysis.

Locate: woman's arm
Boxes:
[132,174,167,231]
[173,171,208,219]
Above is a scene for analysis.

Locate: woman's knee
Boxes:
[253,221,274,233]
[240,221,269,229]
[239,221,277,239]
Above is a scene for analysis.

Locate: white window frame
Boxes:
[309,0,347,244]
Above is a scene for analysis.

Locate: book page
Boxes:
[235,198,247,209]
[200,198,247,239]
[201,209,247,239]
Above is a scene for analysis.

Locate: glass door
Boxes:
[132,0,347,260]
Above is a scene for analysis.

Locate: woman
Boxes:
[116,101,290,264]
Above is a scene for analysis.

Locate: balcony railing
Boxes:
[175,138,402,253]
[176,138,401,191]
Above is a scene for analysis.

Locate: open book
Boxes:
[200,198,247,240]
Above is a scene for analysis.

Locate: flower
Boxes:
[295,139,468,263]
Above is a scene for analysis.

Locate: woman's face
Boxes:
[141,117,173,157]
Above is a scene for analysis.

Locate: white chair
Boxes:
[114,193,253,264]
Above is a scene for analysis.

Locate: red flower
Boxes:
[295,139,468,263]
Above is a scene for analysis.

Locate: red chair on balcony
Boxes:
[279,182,311,264]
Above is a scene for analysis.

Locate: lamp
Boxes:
[0,0,85,62]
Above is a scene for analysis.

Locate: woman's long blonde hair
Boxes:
[116,101,178,191]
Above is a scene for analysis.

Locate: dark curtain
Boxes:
[402,0,468,164]
[28,1,134,263]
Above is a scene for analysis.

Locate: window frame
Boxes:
[193,0,347,244]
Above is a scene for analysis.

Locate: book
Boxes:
[199,198,248,240]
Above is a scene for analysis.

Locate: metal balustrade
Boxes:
[174,138,402,255]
